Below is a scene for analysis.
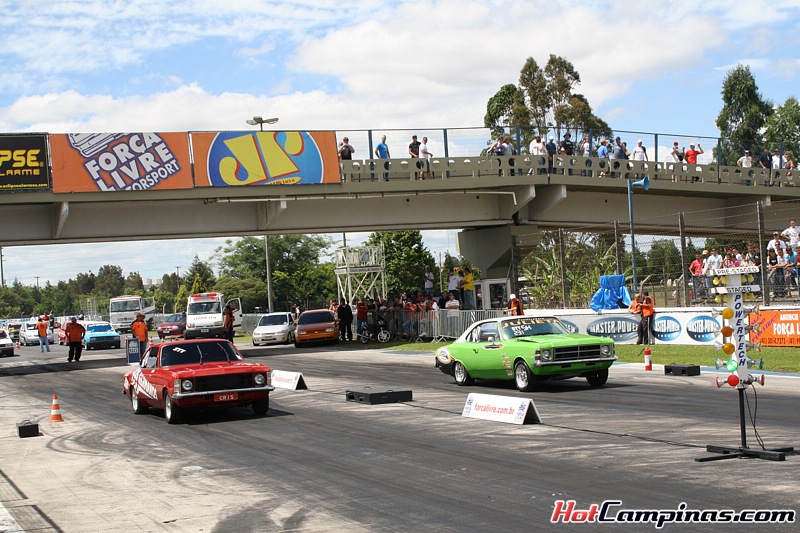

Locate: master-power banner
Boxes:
[192,131,340,186]
[0,134,50,191]
[50,132,193,192]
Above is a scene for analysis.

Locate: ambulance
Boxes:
[184,293,243,339]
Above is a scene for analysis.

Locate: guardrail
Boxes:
[342,156,796,188]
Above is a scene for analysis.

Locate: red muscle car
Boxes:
[122,338,273,424]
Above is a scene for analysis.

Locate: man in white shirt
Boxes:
[447,268,462,298]
[631,140,648,161]
[419,136,432,179]
[781,219,800,249]
[767,231,788,252]
[737,150,753,168]
[703,247,723,293]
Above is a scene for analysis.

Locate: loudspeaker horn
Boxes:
[631,176,650,190]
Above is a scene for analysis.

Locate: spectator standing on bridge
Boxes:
[64,317,86,363]
[131,313,149,357]
[36,316,51,353]
[632,140,648,161]
[408,135,420,158]
[737,150,753,168]
[758,147,772,181]
[375,135,390,159]
[671,141,685,163]
[611,137,625,160]
[375,135,390,181]
[559,132,574,155]
[771,149,787,171]
[338,137,355,182]
[685,143,702,182]
[529,135,545,156]
[546,136,557,173]
[419,136,433,179]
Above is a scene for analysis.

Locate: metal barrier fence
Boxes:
[515,197,800,309]
[343,154,796,188]
[364,309,504,341]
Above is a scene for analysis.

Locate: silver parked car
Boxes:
[18,321,56,346]
[252,312,296,346]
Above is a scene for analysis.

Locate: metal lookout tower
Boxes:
[334,245,387,305]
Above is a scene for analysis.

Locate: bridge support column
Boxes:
[457,225,538,280]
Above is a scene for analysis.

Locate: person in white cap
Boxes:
[504,293,524,316]
[632,139,648,161]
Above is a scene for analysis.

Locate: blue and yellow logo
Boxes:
[206,131,325,186]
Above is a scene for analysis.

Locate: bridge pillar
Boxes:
[457,225,539,280]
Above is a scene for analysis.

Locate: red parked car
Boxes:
[122,338,274,424]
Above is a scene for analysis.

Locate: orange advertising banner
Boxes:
[192,130,340,186]
[749,310,800,346]
[50,132,193,192]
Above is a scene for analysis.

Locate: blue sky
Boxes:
[1,0,799,286]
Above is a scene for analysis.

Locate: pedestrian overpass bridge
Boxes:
[1,154,797,279]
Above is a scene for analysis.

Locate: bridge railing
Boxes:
[342,155,797,188]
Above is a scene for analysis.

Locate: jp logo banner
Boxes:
[192,131,340,186]
[50,132,193,192]
[0,134,50,192]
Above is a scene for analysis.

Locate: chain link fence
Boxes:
[514,198,800,310]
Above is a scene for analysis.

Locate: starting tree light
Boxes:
[746,357,764,369]
[747,374,766,386]
[746,341,763,352]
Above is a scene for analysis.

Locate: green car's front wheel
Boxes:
[514,361,539,392]
[453,361,474,385]
[586,369,609,387]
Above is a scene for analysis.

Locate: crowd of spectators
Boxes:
[689,218,800,301]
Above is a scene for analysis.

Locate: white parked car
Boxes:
[0,329,14,357]
[18,321,56,346]
[252,312,296,346]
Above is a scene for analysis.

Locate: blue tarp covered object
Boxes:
[590,274,632,312]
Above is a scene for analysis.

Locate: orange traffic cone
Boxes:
[644,347,653,371]
[49,393,64,423]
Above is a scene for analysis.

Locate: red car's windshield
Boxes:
[160,341,243,366]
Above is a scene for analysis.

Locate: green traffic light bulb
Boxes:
[726,359,738,372]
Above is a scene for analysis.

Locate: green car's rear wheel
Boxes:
[514,360,539,392]
[586,369,609,387]
[453,361,474,385]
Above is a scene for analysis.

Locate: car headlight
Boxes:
[181,379,194,391]
[325,327,334,332]
[254,373,266,386]
[601,345,611,355]
[540,349,552,361]
[436,348,452,364]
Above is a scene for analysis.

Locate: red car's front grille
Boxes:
[194,373,253,392]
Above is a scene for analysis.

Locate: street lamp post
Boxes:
[245,116,279,131]
[246,115,280,313]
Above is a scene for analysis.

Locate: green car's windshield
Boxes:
[501,317,570,339]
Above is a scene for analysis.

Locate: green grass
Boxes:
[236,333,799,374]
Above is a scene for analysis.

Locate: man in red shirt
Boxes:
[64,317,86,362]
[685,143,704,182]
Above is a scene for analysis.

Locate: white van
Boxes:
[184,293,243,339]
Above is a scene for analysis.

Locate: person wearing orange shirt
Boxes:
[64,317,86,362]
[504,294,524,316]
[637,291,655,345]
[35,316,51,353]
[131,313,149,357]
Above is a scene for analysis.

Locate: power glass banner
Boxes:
[0,134,50,191]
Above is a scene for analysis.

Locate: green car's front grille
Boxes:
[553,344,604,361]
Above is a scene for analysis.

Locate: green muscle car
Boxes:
[435,316,616,391]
